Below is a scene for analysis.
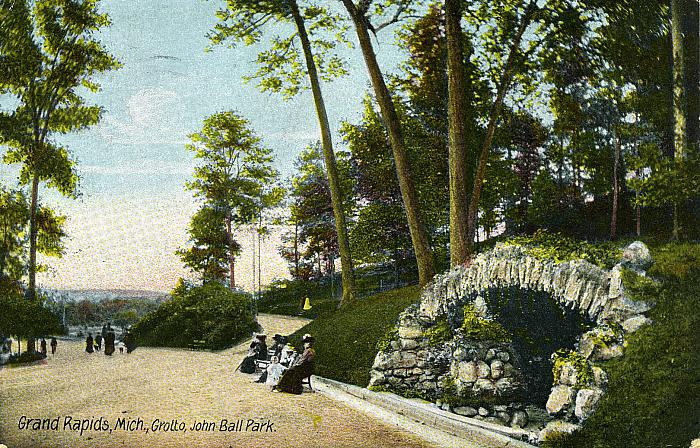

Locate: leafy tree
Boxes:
[209,0,358,305]
[177,206,233,284]
[341,95,448,271]
[0,0,120,303]
[185,111,280,289]
[340,0,436,286]
[281,143,353,281]
[0,188,29,288]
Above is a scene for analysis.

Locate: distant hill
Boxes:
[41,289,169,303]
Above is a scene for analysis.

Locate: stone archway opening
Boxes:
[465,286,594,407]
[369,243,653,441]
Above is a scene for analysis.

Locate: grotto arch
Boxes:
[369,243,652,441]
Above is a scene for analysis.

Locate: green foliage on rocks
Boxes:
[375,326,398,352]
[131,281,257,350]
[503,230,622,269]
[439,377,462,406]
[620,267,660,301]
[424,318,453,345]
[461,304,512,343]
[552,348,593,388]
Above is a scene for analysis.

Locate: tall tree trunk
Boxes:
[26,173,40,353]
[446,0,470,266]
[226,216,235,289]
[466,4,533,256]
[671,0,687,239]
[27,173,39,301]
[341,0,435,286]
[257,211,262,298]
[611,131,621,240]
[683,0,699,151]
[290,0,356,304]
[294,220,299,279]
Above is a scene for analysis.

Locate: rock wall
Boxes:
[369,242,653,442]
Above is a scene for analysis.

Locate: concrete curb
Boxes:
[312,376,537,448]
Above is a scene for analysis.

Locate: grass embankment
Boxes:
[287,285,420,387]
[544,242,700,448]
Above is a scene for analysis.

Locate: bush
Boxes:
[131,282,258,350]
[7,351,46,365]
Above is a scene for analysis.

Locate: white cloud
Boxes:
[98,87,190,145]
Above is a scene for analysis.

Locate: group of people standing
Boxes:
[39,337,58,356]
[239,332,316,395]
[85,323,135,355]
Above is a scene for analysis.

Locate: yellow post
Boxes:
[303,297,312,310]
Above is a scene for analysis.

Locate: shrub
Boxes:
[503,230,622,269]
[425,318,453,345]
[460,304,511,343]
[7,351,46,365]
[131,281,258,350]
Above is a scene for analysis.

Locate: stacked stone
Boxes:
[369,241,655,443]
[417,244,625,325]
[370,308,444,398]
[447,336,524,402]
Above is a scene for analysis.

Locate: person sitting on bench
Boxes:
[238,333,268,374]
[275,334,315,394]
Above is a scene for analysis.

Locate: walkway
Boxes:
[0,314,433,448]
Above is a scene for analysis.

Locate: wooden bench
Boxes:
[302,375,313,391]
[187,340,207,351]
[254,349,277,372]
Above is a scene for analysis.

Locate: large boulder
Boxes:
[621,241,653,272]
[575,388,603,421]
[546,385,576,415]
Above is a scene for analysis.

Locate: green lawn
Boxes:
[288,285,421,387]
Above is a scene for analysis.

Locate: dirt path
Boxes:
[0,314,434,448]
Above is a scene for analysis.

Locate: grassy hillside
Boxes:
[288,285,421,387]
[543,242,700,448]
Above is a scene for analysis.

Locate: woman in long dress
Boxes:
[85,334,94,353]
[276,336,315,394]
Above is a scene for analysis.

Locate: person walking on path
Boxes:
[40,338,47,356]
[85,334,94,353]
[94,334,102,351]
[50,337,57,356]
[123,329,136,354]
[104,330,115,356]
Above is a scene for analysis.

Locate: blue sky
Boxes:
[0,0,407,292]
